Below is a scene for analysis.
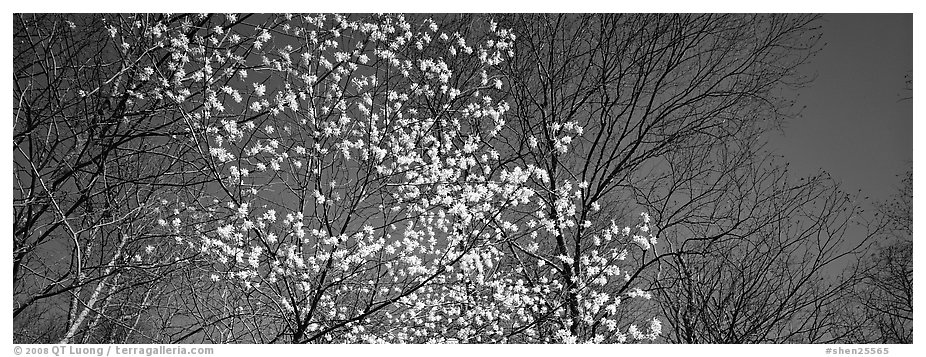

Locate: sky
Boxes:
[768,14,913,204]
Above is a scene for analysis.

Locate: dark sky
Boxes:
[768,14,913,203]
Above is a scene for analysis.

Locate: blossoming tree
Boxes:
[130,13,661,343]
[17,13,879,345]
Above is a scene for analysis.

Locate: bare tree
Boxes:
[651,158,879,343]
[833,170,912,343]
[489,14,863,343]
